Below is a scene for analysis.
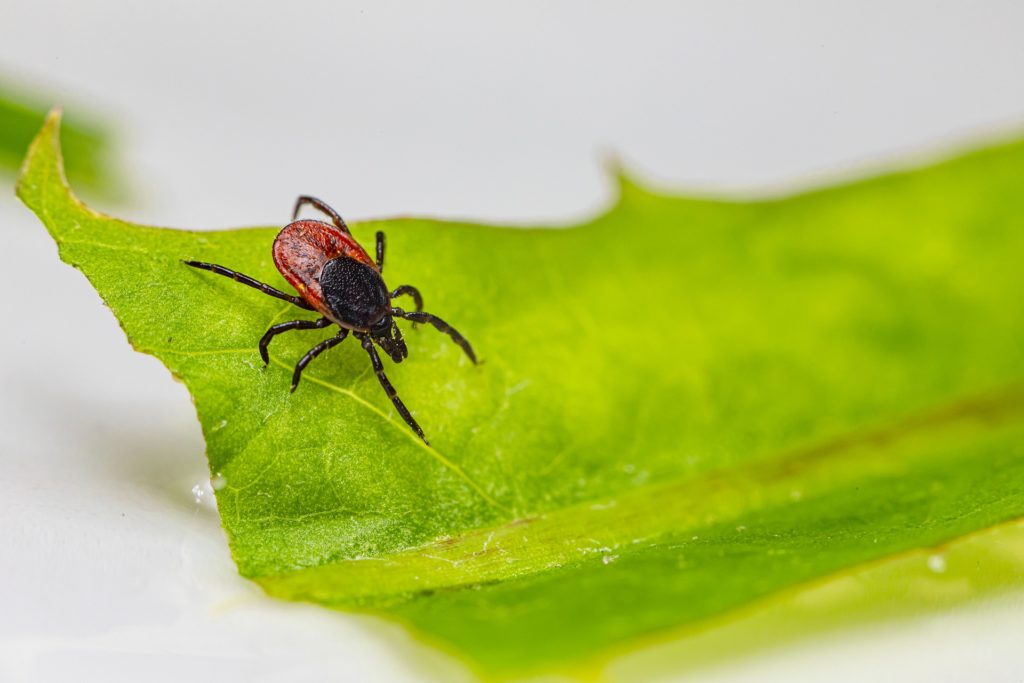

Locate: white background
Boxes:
[2,2,1023,681]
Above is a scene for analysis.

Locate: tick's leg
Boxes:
[389,285,423,313]
[291,328,349,392]
[392,308,477,363]
[259,317,332,365]
[376,231,385,272]
[292,195,350,234]
[183,261,314,311]
[358,333,428,444]
[390,285,423,328]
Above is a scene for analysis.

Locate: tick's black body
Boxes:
[184,196,476,444]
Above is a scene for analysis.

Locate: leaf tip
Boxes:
[598,148,625,180]
[16,105,77,211]
[599,151,649,209]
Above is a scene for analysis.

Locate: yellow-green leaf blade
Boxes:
[17,111,1024,676]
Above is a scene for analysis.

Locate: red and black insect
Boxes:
[184,196,476,444]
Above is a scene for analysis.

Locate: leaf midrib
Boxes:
[258,382,1024,599]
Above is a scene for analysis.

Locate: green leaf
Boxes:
[0,87,110,189]
[18,110,1024,678]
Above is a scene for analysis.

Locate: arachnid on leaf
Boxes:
[16,110,1024,678]
[185,196,477,444]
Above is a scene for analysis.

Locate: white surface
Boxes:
[2,2,1023,682]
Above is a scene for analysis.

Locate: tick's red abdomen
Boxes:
[272,219,376,316]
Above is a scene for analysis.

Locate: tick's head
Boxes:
[371,313,408,363]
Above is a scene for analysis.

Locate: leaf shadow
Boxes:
[606,521,1024,682]
[9,373,216,520]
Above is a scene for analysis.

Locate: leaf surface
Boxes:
[17,112,1024,677]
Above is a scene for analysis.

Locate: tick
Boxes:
[184,196,476,444]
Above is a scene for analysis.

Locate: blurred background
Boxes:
[1,2,1023,681]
